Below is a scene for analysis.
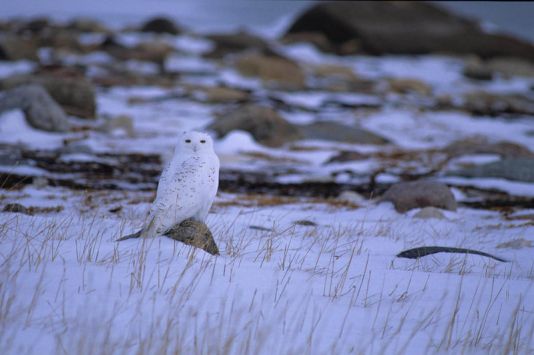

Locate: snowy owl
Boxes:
[140,131,220,238]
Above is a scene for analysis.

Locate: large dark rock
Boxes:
[1,75,96,118]
[381,180,457,212]
[140,17,181,35]
[447,158,534,183]
[285,1,534,60]
[0,84,70,132]
[209,105,301,147]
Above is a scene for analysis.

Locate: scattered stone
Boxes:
[249,225,273,232]
[1,75,96,118]
[462,92,534,117]
[108,206,122,213]
[298,121,389,145]
[444,138,533,158]
[164,219,219,255]
[448,158,534,183]
[206,31,273,58]
[235,53,306,90]
[496,238,533,249]
[0,84,70,131]
[413,206,446,220]
[382,181,457,213]
[463,58,494,81]
[140,17,181,35]
[312,64,358,81]
[0,35,38,61]
[193,86,250,103]
[67,18,109,33]
[326,150,367,163]
[486,57,534,78]
[3,203,63,215]
[293,220,317,226]
[387,78,432,96]
[209,105,301,147]
[285,1,534,60]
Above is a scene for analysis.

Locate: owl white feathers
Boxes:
[141,131,220,238]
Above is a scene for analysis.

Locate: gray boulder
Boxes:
[447,158,534,183]
[1,75,96,118]
[0,84,70,132]
[209,105,301,147]
[299,121,389,145]
[382,181,457,213]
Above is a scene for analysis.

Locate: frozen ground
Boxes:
[0,185,533,354]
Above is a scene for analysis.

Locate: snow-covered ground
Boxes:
[1,185,533,354]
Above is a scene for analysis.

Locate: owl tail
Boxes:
[116,217,158,242]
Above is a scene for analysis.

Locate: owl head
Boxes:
[176,131,215,155]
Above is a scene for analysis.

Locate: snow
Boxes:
[0,110,70,150]
[0,188,532,354]
[0,60,36,78]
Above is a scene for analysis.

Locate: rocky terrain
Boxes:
[0,2,533,354]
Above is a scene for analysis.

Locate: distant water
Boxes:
[1,1,533,43]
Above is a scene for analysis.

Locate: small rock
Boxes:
[0,84,70,132]
[463,58,494,81]
[0,35,38,61]
[235,53,306,90]
[194,86,249,103]
[209,105,301,147]
[206,31,273,58]
[293,220,317,226]
[1,75,96,118]
[487,57,534,77]
[496,238,533,249]
[298,121,389,145]
[164,219,219,255]
[447,158,534,183]
[67,18,109,33]
[326,150,367,163]
[462,92,534,117]
[413,207,446,220]
[249,225,273,232]
[387,78,432,96]
[3,203,29,214]
[382,181,457,213]
[140,17,181,35]
[444,138,532,158]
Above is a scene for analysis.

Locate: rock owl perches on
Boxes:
[118,131,220,241]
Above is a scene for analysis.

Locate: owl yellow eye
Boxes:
[185,139,191,143]
[200,140,206,143]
